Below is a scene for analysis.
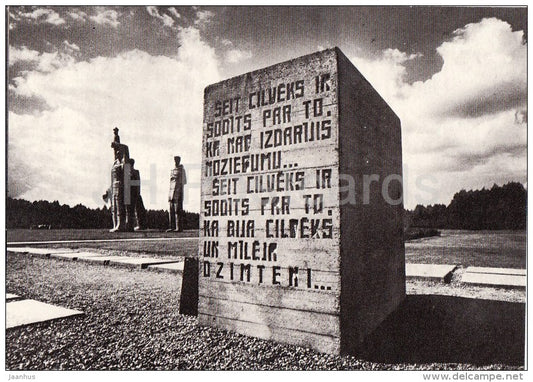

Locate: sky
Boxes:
[6,5,527,211]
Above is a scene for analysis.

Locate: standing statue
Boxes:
[123,156,134,232]
[128,158,147,231]
[103,128,133,232]
[113,126,120,144]
[167,156,187,232]
[108,142,128,232]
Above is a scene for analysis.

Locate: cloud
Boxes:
[67,9,87,22]
[146,6,157,16]
[8,11,20,29]
[9,46,75,73]
[219,38,253,64]
[7,144,35,198]
[220,39,233,47]
[225,48,252,63]
[15,7,66,26]
[90,8,120,28]
[8,11,20,21]
[350,18,527,208]
[194,9,215,28]
[168,7,181,20]
[8,26,221,211]
[63,40,80,53]
[9,46,40,65]
[351,48,421,103]
[409,17,526,119]
[146,6,175,28]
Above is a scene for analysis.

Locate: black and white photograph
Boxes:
[4,4,528,377]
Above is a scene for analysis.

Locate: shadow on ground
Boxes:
[360,295,525,366]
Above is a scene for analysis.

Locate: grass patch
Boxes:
[405,227,440,241]
[405,229,526,268]
[7,228,197,242]
[7,229,198,255]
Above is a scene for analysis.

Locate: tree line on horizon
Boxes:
[6,181,526,231]
[6,198,199,230]
[405,181,526,230]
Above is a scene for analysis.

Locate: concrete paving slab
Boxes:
[8,237,196,246]
[406,263,457,283]
[465,266,526,276]
[6,293,20,301]
[77,255,122,265]
[147,261,184,273]
[7,247,33,253]
[6,299,84,329]
[78,255,181,269]
[462,272,526,289]
[49,251,105,261]
[109,257,182,269]
[7,247,73,257]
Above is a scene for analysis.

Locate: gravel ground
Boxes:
[6,254,525,371]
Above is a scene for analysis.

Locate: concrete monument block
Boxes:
[199,47,405,355]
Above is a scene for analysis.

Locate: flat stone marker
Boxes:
[6,293,20,301]
[109,257,181,269]
[7,247,73,257]
[8,237,196,246]
[49,251,105,261]
[79,255,181,269]
[199,48,405,355]
[462,272,526,289]
[7,299,84,329]
[406,263,457,283]
[77,255,127,265]
[465,266,526,276]
[147,261,184,273]
[7,247,32,253]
